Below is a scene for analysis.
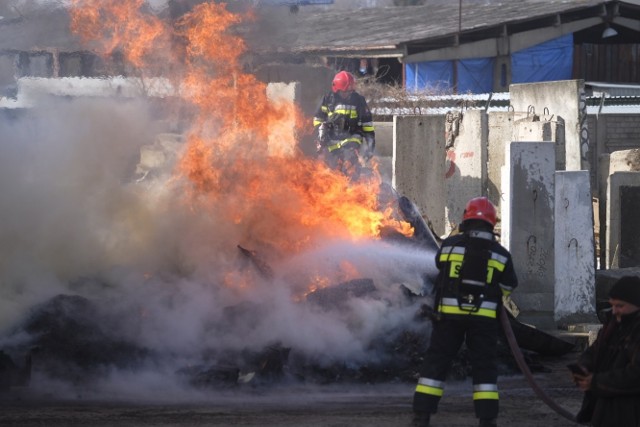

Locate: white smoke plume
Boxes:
[0,0,438,399]
[0,92,436,397]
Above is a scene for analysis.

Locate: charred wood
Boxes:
[237,245,274,280]
[305,278,377,310]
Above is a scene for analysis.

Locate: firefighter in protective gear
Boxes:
[313,71,376,164]
[412,197,518,427]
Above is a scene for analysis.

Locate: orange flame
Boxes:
[69,0,167,69]
[294,261,362,301]
[69,1,412,266]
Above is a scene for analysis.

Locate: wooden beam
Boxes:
[613,16,640,32]
[510,17,601,51]
[404,16,602,63]
[404,38,497,63]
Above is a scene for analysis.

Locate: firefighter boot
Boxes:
[412,413,430,427]
[478,418,497,427]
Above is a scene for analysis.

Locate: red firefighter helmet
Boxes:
[462,197,497,227]
[332,71,356,93]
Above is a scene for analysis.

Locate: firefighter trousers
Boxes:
[413,314,499,420]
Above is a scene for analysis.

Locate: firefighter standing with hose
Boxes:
[313,71,375,178]
[413,197,518,427]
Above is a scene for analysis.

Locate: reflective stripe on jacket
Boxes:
[313,91,375,140]
[435,229,518,319]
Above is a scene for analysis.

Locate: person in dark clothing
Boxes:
[573,275,640,427]
[412,197,518,427]
[313,71,375,177]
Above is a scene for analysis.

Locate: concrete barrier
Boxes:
[554,171,596,324]
[444,110,487,235]
[510,80,585,171]
[392,115,445,236]
[505,142,556,329]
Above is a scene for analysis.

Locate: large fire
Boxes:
[69,1,412,277]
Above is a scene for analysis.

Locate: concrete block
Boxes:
[506,142,556,329]
[256,64,333,119]
[393,115,445,236]
[512,116,566,170]
[554,171,596,323]
[373,121,393,157]
[444,110,487,235]
[256,64,333,156]
[487,111,514,217]
[609,148,640,172]
[510,80,586,171]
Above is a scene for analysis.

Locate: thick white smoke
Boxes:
[0,91,436,398]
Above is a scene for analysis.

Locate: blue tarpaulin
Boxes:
[511,34,574,83]
[405,60,453,93]
[405,58,493,94]
[457,58,494,93]
[404,34,574,93]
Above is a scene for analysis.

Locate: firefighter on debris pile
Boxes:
[313,70,375,179]
[412,197,519,427]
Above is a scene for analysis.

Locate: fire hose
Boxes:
[498,306,578,423]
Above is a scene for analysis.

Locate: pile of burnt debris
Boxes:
[0,278,572,393]
[0,195,574,393]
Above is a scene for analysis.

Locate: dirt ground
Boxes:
[0,353,585,427]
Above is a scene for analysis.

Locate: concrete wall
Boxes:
[506,142,556,329]
[393,115,445,236]
[510,80,585,171]
[487,111,513,219]
[444,110,487,234]
[554,171,596,324]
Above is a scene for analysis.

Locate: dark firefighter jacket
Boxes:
[577,310,640,427]
[435,230,517,319]
[313,91,375,151]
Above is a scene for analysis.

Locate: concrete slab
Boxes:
[506,142,556,329]
[512,117,566,170]
[487,111,514,219]
[444,109,487,235]
[554,171,596,324]
[392,115,445,236]
[373,121,393,158]
[510,80,586,171]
